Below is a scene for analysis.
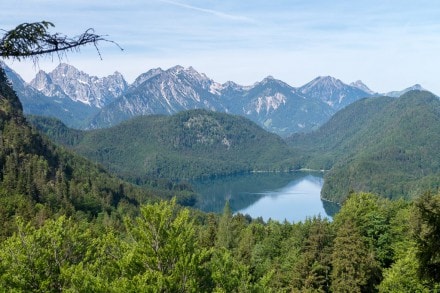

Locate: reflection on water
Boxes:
[192,171,340,222]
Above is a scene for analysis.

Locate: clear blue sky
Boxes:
[2,0,440,94]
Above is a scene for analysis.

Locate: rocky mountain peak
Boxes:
[350,80,375,95]
[29,70,69,99]
[29,63,127,108]
[131,68,164,88]
[168,65,185,74]
[299,76,373,109]
[409,84,424,91]
[222,81,244,90]
[30,70,51,90]
[385,84,427,98]
[301,76,345,93]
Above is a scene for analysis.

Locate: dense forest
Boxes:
[2,64,440,291]
[30,90,440,205]
[0,67,195,238]
[28,110,296,183]
[2,190,440,291]
[288,91,440,203]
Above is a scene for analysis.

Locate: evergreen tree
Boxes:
[215,201,234,249]
[291,217,333,292]
[413,192,440,283]
[331,220,379,293]
[123,199,209,292]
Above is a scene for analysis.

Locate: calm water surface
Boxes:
[192,172,339,223]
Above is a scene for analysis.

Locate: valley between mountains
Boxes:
[2,61,438,204]
[29,90,440,204]
[2,62,440,291]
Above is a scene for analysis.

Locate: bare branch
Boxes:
[0,21,123,63]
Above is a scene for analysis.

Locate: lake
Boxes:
[192,171,340,223]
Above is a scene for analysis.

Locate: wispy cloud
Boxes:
[158,0,254,23]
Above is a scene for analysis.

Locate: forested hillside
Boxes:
[288,91,440,202]
[0,67,196,239]
[30,110,296,182]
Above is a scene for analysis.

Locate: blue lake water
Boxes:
[192,172,339,223]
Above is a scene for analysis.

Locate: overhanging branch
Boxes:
[0,21,123,62]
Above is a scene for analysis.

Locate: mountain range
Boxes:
[29,89,440,204]
[2,62,428,136]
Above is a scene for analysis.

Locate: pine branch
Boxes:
[0,21,122,62]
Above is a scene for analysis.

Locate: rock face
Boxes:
[384,84,426,98]
[298,76,374,110]
[90,69,372,135]
[29,63,127,108]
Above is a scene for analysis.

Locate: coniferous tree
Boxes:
[215,201,234,249]
[331,220,379,293]
[413,192,440,283]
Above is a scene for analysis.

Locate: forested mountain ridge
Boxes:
[30,109,296,183]
[0,66,192,239]
[288,90,440,202]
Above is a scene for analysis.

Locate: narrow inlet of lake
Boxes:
[192,171,339,223]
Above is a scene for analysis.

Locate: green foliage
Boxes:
[331,220,379,293]
[0,66,179,239]
[288,91,440,203]
[0,216,90,292]
[1,21,54,60]
[0,192,438,292]
[215,201,234,249]
[379,246,431,293]
[128,199,208,291]
[29,109,296,182]
[413,192,440,283]
[0,65,23,115]
[291,217,333,292]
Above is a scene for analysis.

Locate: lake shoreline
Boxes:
[193,171,339,222]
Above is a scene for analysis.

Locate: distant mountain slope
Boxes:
[9,63,374,136]
[31,110,295,182]
[299,76,373,110]
[1,62,127,128]
[89,66,227,129]
[236,76,333,135]
[90,69,372,136]
[1,62,98,128]
[384,84,426,98]
[288,91,440,202]
[29,63,127,108]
